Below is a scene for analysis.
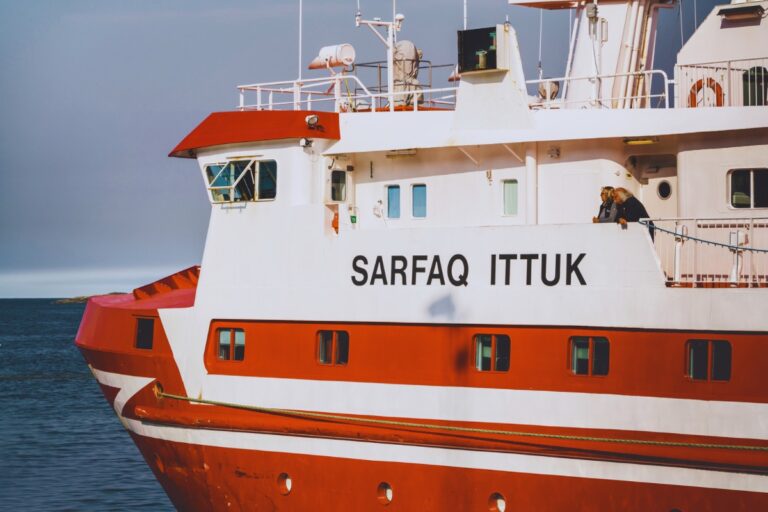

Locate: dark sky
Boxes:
[0,0,713,297]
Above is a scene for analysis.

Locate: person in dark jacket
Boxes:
[592,186,618,223]
[612,187,654,240]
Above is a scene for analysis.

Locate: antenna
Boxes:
[463,0,467,30]
[298,0,303,80]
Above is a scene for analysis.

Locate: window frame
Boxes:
[204,158,278,204]
[728,168,768,210]
[316,330,350,366]
[216,327,246,362]
[473,334,511,372]
[568,336,610,377]
[685,339,732,382]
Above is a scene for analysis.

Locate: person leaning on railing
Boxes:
[612,187,654,241]
[592,186,618,223]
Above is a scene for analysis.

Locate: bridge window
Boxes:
[205,160,277,203]
[412,184,427,218]
[570,336,609,376]
[474,334,510,372]
[387,185,401,218]
[729,169,768,209]
[687,340,731,381]
[331,170,347,201]
[317,330,349,365]
[503,180,518,216]
[217,328,245,361]
[135,318,154,350]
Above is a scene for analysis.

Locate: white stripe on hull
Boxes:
[93,369,768,494]
[204,375,768,440]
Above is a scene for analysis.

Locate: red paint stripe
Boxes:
[130,434,768,511]
[169,110,340,158]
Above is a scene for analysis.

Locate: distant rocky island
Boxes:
[54,292,125,304]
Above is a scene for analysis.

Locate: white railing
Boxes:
[675,57,768,108]
[526,69,671,109]
[643,217,768,288]
[237,75,457,113]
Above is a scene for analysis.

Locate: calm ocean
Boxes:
[0,299,172,511]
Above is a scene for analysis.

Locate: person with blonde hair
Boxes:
[592,186,617,223]
[612,187,654,239]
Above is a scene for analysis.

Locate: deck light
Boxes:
[623,137,659,146]
[305,114,319,128]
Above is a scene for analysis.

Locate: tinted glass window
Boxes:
[412,185,427,218]
[218,329,231,360]
[503,180,518,215]
[135,318,154,350]
[592,337,610,376]
[318,331,333,364]
[495,335,510,372]
[387,185,400,218]
[688,340,709,380]
[475,335,492,371]
[233,329,246,361]
[258,160,277,199]
[711,340,732,381]
[754,170,768,208]
[336,331,349,365]
[331,170,346,201]
[571,337,590,375]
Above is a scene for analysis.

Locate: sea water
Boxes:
[0,299,172,511]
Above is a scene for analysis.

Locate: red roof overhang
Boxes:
[169,110,340,158]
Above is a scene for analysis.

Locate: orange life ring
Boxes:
[688,78,724,107]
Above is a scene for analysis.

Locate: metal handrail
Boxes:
[526,69,671,109]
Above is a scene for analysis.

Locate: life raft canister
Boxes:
[688,77,725,107]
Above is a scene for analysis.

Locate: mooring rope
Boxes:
[640,220,768,253]
[156,390,768,452]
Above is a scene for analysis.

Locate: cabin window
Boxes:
[570,336,609,376]
[217,328,245,361]
[474,334,510,372]
[135,318,154,350]
[317,330,349,365]
[503,180,518,216]
[687,340,731,381]
[387,185,401,218]
[204,160,277,203]
[412,184,427,218]
[331,170,347,201]
[729,169,768,209]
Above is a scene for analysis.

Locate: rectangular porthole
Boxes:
[569,336,609,376]
[317,330,349,366]
[687,339,731,381]
[502,179,518,216]
[412,184,427,218]
[729,168,768,209]
[331,170,347,202]
[135,318,154,350]
[217,328,245,361]
[387,185,400,218]
[474,334,510,372]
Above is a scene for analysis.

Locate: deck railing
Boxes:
[675,57,768,108]
[642,217,768,288]
[237,75,457,113]
[526,69,671,109]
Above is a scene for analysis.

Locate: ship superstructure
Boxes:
[76,1,768,510]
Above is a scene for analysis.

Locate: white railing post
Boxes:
[269,91,274,111]
[239,88,244,111]
[673,222,684,286]
[729,230,743,286]
[256,87,262,110]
